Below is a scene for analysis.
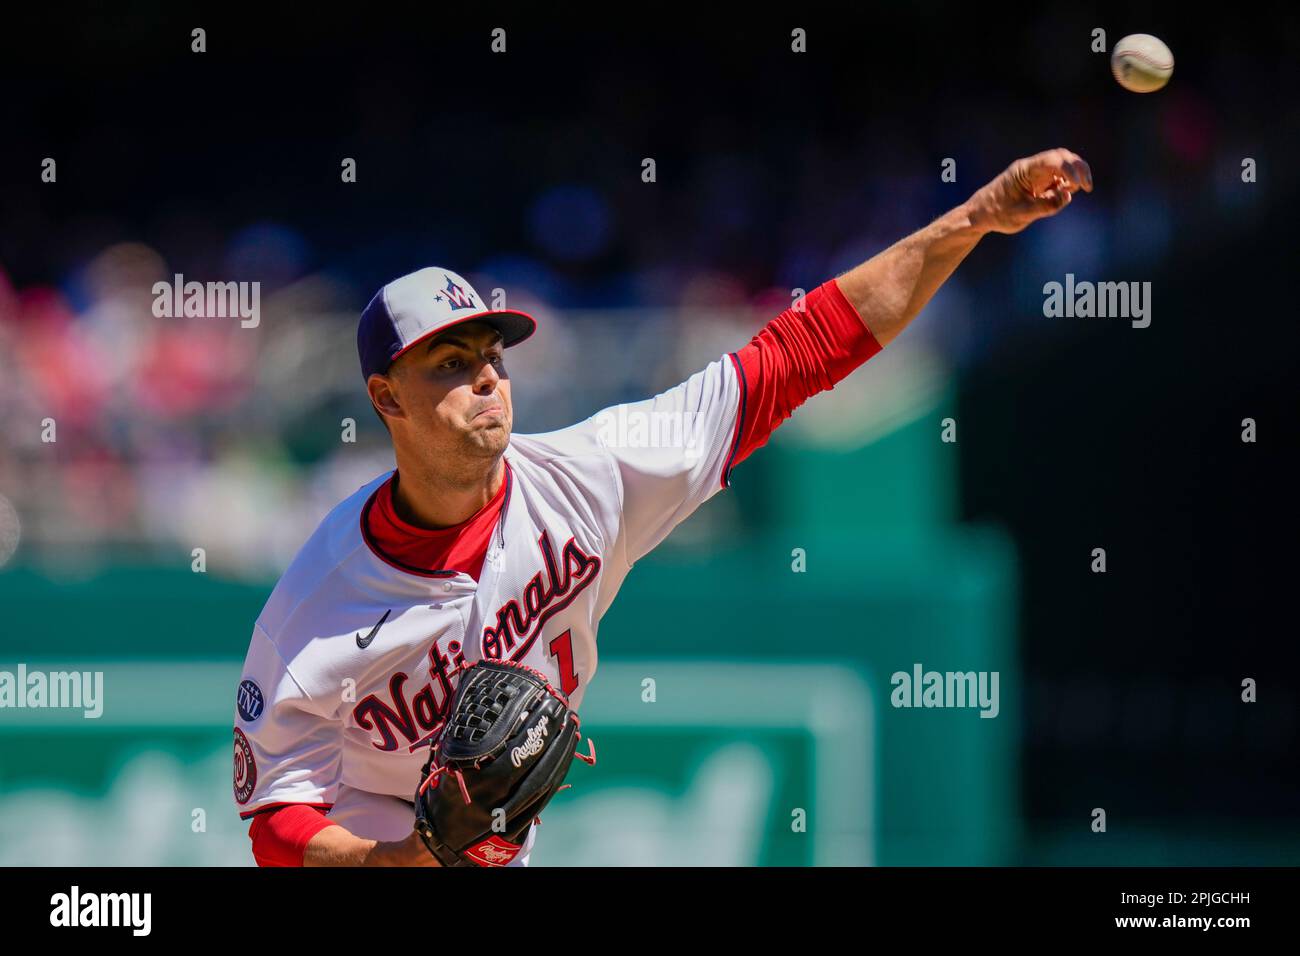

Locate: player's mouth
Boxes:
[472,405,504,421]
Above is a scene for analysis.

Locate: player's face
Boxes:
[378,321,513,462]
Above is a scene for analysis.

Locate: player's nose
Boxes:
[473,361,500,392]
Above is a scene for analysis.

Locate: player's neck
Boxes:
[390,457,505,530]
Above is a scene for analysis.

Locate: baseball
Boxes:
[1111,33,1174,93]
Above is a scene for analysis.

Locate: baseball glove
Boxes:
[413,658,595,866]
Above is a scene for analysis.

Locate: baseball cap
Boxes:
[357,267,536,381]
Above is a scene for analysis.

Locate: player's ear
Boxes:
[367,372,405,426]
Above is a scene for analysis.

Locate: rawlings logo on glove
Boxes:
[413,658,595,867]
[511,716,550,767]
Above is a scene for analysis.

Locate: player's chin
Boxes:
[469,411,509,433]
[465,419,511,453]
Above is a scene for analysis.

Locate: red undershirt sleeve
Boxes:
[248,804,338,867]
[722,277,882,484]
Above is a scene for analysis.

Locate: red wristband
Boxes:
[248,804,336,867]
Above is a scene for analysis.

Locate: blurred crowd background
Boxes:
[1,7,1297,865]
[0,9,1288,577]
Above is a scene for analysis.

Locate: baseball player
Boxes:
[233,149,1091,866]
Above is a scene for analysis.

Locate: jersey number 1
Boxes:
[549,629,580,696]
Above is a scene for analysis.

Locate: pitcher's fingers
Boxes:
[1057,173,1083,194]
[1062,154,1093,192]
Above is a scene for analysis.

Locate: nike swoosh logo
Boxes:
[356,609,392,649]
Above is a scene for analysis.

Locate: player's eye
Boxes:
[438,352,501,371]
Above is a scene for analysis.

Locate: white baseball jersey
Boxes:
[233,354,743,863]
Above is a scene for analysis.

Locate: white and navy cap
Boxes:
[357,267,536,381]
